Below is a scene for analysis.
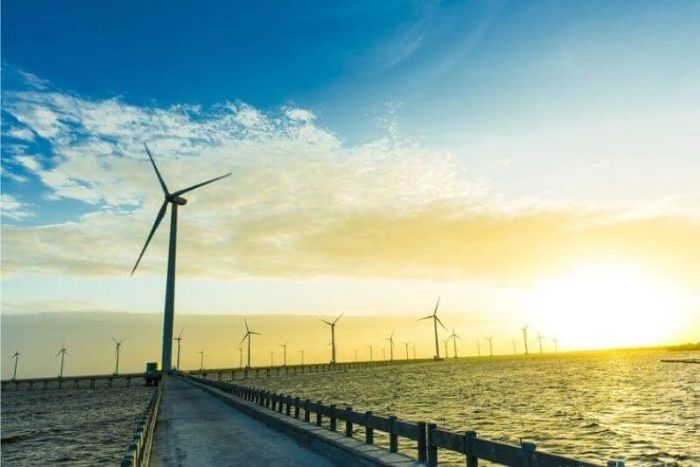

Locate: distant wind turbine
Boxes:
[300,348,305,365]
[112,337,125,375]
[174,327,184,370]
[130,143,231,371]
[486,336,494,357]
[536,332,544,355]
[418,297,447,360]
[354,349,359,362]
[11,350,20,380]
[442,339,450,359]
[238,346,243,368]
[477,340,481,357]
[522,325,529,355]
[448,327,460,358]
[198,349,204,371]
[279,341,289,366]
[56,344,68,378]
[320,313,343,364]
[369,344,373,362]
[403,342,410,360]
[385,332,396,361]
[240,318,261,368]
[551,335,559,353]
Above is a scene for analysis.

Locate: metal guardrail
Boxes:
[121,380,163,467]
[181,373,624,466]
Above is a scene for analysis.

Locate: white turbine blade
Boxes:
[417,315,433,321]
[56,350,62,357]
[333,313,344,325]
[131,201,168,276]
[112,337,118,344]
[144,143,170,195]
[320,319,332,326]
[435,316,448,331]
[239,334,248,346]
[250,331,261,336]
[244,318,250,332]
[433,297,441,316]
[178,326,185,338]
[173,173,232,197]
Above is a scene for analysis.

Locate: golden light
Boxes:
[529,262,686,350]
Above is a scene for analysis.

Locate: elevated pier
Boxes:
[1,372,147,390]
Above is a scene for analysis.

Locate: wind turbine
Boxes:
[485,336,494,357]
[369,344,373,362]
[198,349,204,371]
[385,332,396,361]
[238,346,243,368]
[300,348,305,365]
[354,349,359,362]
[522,325,530,355]
[174,327,184,370]
[551,335,559,353]
[448,327,460,358]
[279,341,289,366]
[442,339,450,359]
[130,143,231,372]
[11,350,20,380]
[536,332,545,354]
[240,318,261,368]
[320,313,343,364]
[56,345,67,378]
[418,297,447,360]
[403,342,410,360]
[112,337,125,375]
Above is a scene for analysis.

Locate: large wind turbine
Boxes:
[536,332,544,355]
[112,337,125,375]
[521,325,530,355]
[320,313,343,364]
[56,345,67,378]
[449,327,460,358]
[131,144,231,372]
[198,349,205,371]
[11,350,20,380]
[240,318,261,368]
[442,338,450,359]
[174,328,184,370]
[418,297,447,359]
[485,336,494,357]
[403,342,410,360]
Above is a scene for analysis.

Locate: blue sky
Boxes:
[1,0,699,359]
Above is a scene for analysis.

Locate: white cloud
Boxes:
[4,126,35,141]
[0,194,34,220]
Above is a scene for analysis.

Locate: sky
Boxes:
[2,1,700,377]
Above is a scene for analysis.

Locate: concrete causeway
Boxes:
[151,376,338,466]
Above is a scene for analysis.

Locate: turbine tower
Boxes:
[442,339,450,359]
[56,345,67,378]
[174,328,184,370]
[403,342,410,360]
[238,346,243,368]
[354,349,359,362]
[448,327,460,358]
[300,349,305,365]
[320,313,343,364]
[418,297,447,360]
[536,332,544,354]
[385,332,396,361]
[11,350,20,380]
[369,344,373,362]
[240,319,261,368]
[112,337,125,375]
[486,336,494,357]
[131,144,231,372]
[198,349,204,371]
[521,325,529,355]
[279,341,289,366]
[552,335,559,353]
[270,351,274,367]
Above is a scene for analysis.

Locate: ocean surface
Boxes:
[1,384,155,466]
[232,350,699,466]
[2,350,698,466]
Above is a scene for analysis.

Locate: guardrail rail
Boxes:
[121,380,163,467]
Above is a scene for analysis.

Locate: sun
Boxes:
[529,262,686,350]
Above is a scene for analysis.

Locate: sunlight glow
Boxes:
[530,262,686,349]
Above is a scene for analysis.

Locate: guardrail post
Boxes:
[285,395,291,416]
[607,461,625,467]
[365,411,374,444]
[417,421,428,463]
[521,441,536,467]
[304,400,311,422]
[294,397,301,418]
[389,416,398,453]
[316,401,323,426]
[329,404,337,431]
[345,406,353,437]
[464,431,478,467]
[427,423,438,466]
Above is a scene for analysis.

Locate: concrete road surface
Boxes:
[151,376,338,466]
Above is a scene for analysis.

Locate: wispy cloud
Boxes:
[1,76,699,289]
[0,194,34,220]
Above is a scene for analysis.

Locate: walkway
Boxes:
[151,376,338,466]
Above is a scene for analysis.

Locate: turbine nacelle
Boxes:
[168,195,188,205]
